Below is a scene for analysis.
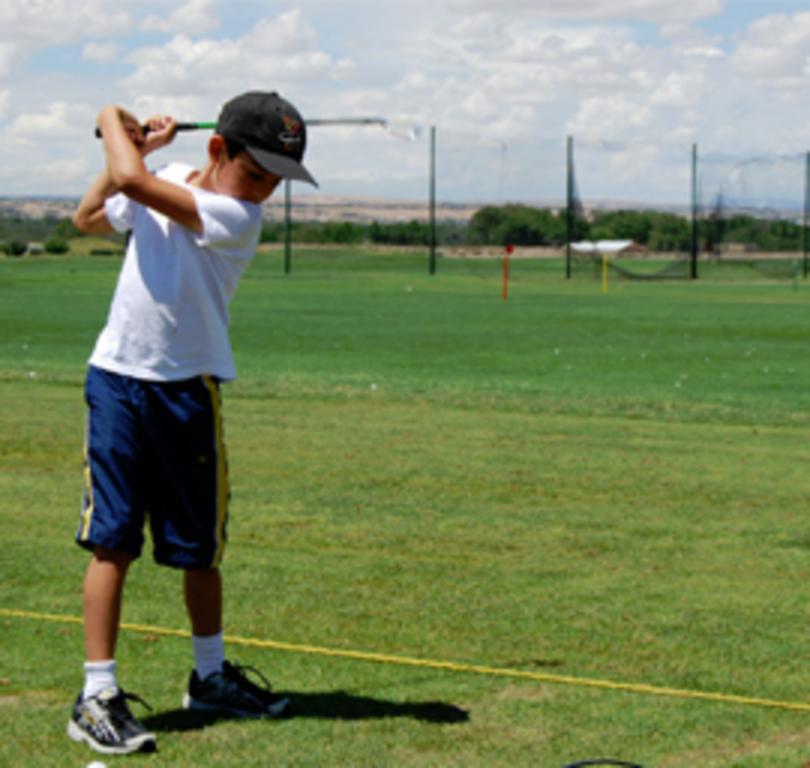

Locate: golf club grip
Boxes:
[94,122,212,138]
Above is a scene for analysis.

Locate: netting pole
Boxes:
[429,125,437,275]
[565,135,574,280]
[283,179,292,275]
[804,151,809,279]
[691,143,699,280]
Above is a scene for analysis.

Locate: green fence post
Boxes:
[691,143,699,280]
[429,125,437,275]
[803,152,810,280]
[565,135,573,280]
[284,179,292,275]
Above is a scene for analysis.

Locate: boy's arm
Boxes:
[72,166,118,235]
[94,106,204,233]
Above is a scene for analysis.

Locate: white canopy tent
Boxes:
[570,240,635,254]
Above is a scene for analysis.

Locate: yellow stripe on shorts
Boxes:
[80,419,95,541]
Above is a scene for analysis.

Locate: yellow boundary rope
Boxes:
[2,607,808,714]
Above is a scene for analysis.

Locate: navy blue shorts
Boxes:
[77,366,230,569]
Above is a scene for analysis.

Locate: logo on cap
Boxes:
[279,114,303,153]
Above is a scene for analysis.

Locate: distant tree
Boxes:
[589,210,653,243]
[467,204,567,246]
[587,209,695,251]
[759,219,803,251]
[321,221,364,244]
[44,237,70,254]
[368,220,430,245]
[260,221,284,243]
[647,213,691,252]
[466,206,504,245]
[51,217,80,241]
[436,220,468,245]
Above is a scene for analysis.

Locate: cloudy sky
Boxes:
[1,0,809,206]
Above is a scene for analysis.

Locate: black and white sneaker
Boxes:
[182,660,290,718]
[67,687,156,755]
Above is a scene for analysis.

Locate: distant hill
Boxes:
[0,195,482,223]
[0,197,78,220]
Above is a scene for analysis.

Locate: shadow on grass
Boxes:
[143,691,469,733]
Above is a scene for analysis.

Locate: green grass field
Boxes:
[1,248,810,767]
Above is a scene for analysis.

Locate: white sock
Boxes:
[83,659,117,700]
[193,632,224,680]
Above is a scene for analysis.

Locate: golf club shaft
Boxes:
[94,121,216,138]
[95,117,395,138]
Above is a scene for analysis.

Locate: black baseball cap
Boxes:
[216,91,317,187]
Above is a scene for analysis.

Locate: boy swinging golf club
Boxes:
[68,91,316,755]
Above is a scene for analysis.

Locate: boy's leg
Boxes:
[184,567,222,637]
[80,366,147,675]
[181,567,289,718]
[70,545,156,755]
[185,567,225,679]
[84,546,132,662]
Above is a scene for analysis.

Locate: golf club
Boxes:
[95,117,421,141]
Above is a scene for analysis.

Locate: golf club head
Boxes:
[383,120,423,142]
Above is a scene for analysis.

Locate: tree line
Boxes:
[259,219,468,246]
[261,206,806,252]
[1,206,806,255]
[464,205,807,252]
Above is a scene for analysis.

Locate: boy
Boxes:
[68,91,316,755]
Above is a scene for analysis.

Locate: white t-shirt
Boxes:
[89,163,262,381]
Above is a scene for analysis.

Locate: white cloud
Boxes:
[448,0,723,23]
[396,13,657,141]
[0,1,131,87]
[141,0,219,35]
[394,71,429,94]
[433,12,663,112]
[122,10,342,115]
[683,46,725,59]
[0,1,131,46]
[8,101,95,141]
[567,94,653,141]
[650,71,707,107]
[82,42,119,63]
[244,11,319,54]
[30,156,90,189]
[731,11,810,88]
[658,20,726,56]
[0,42,16,78]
